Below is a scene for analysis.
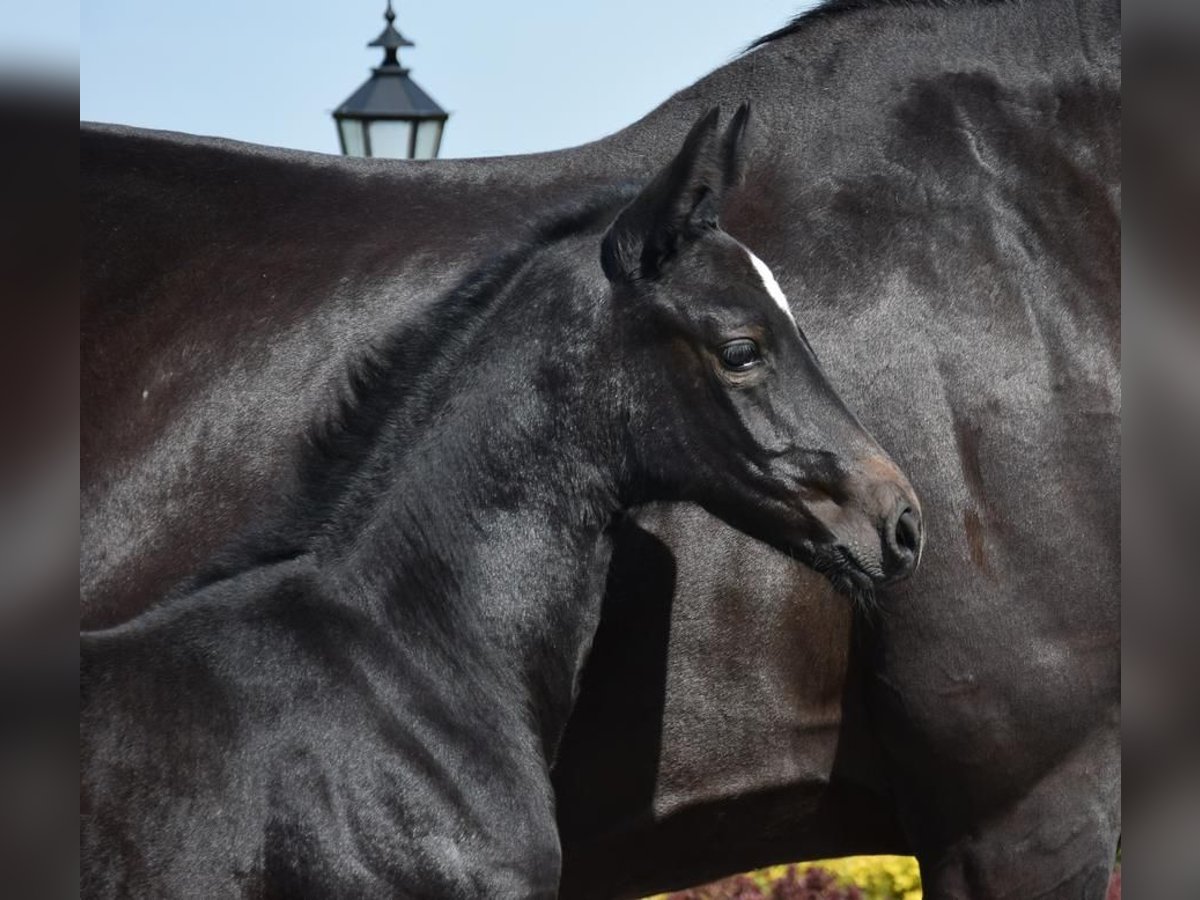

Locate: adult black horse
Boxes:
[82,110,923,897]
[81,0,1120,897]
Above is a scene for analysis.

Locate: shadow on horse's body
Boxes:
[81,0,1120,896]
[81,110,921,896]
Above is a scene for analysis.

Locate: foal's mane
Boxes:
[300,187,634,514]
[189,186,636,589]
[747,0,1014,50]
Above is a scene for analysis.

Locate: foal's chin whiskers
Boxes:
[852,584,879,622]
[794,546,880,618]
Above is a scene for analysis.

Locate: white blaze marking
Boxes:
[746,250,796,327]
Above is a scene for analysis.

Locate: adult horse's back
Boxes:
[81,132,603,625]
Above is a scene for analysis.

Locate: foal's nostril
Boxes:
[895,507,920,557]
[883,504,922,580]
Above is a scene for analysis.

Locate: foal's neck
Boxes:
[321,246,625,757]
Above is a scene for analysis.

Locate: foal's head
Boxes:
[600,106,922,599]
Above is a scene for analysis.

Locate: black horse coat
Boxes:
[81,0,1120,896]
[82,110,923,896]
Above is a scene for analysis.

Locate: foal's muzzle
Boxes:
[812,453,924,591]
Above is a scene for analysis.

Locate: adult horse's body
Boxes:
[81,110,922,896]
[81,0,1120,897]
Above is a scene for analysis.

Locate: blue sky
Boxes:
[1,0,78,72]
[74,1,814,158]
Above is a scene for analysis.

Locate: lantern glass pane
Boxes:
[368,120,414,159]
[413,120,442,160]
[338,119,367,157]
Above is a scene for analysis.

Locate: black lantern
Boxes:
[333,1,449,160]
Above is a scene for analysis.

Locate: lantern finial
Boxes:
[369,0,415,70]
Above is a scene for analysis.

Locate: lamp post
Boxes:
[333,1,449,159]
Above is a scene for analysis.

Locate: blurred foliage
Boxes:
[1106,866,1120,900]
[650,855,922,900]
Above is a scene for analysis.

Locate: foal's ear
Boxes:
[601,103,751,283]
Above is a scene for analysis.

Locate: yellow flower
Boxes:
[641,854,923,899]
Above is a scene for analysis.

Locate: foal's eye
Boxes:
[719,339,762,372]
